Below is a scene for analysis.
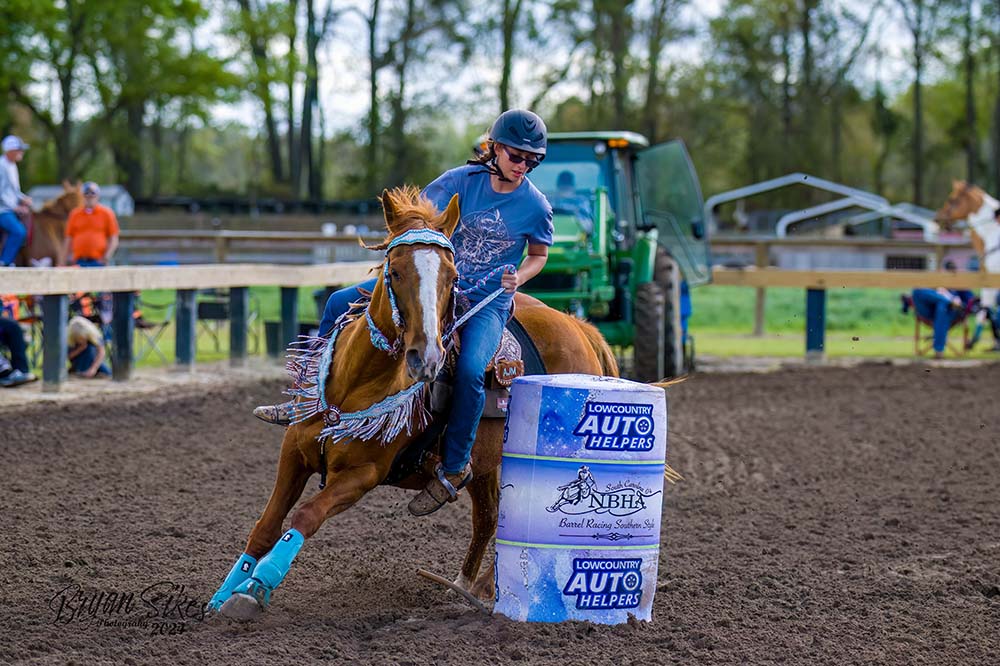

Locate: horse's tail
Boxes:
[576,318,620,377]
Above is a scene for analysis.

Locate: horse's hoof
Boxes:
[219,593,262,622]
[470,577,495,602]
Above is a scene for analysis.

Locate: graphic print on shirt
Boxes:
[452,209,516,276]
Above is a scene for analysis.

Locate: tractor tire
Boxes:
[654,248,684,378]
[633,281,666,382]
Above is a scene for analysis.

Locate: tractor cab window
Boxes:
[531,158,603,236]
[634,140,711,284]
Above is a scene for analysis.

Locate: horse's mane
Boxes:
[362,185,440,252]
[38,189,82,217]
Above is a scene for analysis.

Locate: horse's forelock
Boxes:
[366,186,442,251]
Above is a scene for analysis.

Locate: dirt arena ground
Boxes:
[2,361,999,665]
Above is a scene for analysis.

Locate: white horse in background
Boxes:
[935,181,1000,348]
[934,181,1000,305]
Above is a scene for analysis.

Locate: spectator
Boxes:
[62,181,119,267]
[0,135,32,267]
[67,315,110,378]
[549,170,594,235]
[910,261,976,359]
[0,313,36,387]
[63,181,119,329]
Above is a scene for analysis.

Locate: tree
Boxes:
[85,0,236,196]
[231,0,292,184]
[380,0,469,187]
[2,0,98,179]
[642,0,690,141]
[961,0,978,183]
[298,0,338,200]
[895,0,948,205]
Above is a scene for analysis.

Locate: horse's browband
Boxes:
[385,228,454,254]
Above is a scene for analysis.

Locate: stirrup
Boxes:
[253,400,294,426]
[407,463,473,517]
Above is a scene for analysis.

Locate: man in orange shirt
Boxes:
[62,181,119,267]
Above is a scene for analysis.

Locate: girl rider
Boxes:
[253,109,553,516]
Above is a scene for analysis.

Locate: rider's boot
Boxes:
[206,552,258,612]
[220,529,304,620]
[407,462,473,516]
[252,399,295,426]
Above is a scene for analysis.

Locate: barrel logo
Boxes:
[573,401,656,451]
[545,466,660,516]
[562,558,643,609]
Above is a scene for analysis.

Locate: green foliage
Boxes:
[2,0,999,206]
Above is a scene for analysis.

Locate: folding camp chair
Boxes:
[134,296,175,363]
[12,296,43,368]
[901,294,973,357]
[197,289,262,354]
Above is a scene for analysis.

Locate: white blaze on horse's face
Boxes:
[397,245,455,382]
[415,248,442,345]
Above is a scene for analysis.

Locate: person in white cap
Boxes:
[0,135,32,267]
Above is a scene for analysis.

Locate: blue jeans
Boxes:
[319,279,378,334]
[0,315,29,372]
[440,300,508,473]
[70,343,111,376]
[75,258,106,267]
[0,210,26,266]
[318,280,507,473]
[912,289,962,353]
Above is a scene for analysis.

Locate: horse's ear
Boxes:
[436,194,461,238]
[381,188,401,232]
[62,179,71,190]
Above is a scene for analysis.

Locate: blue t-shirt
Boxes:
[422,164,553,308]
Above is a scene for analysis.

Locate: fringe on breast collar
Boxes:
[282,316,431,447]
[280,227,507,448]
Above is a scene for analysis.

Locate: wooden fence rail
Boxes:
[116,230,385,264]
[4,262,996,391]
[712,267,1000,360]
[0,262,377,392]
[711,235,977,336]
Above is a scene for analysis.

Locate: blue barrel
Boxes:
[494,374,668,624]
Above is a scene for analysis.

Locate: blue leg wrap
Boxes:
[207,552,258,611]
[231,529,305,607]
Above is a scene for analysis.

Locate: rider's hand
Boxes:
[501,269,518,293]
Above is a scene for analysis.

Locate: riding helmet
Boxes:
[489,109,547,158]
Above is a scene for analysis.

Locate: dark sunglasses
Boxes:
[500,144,541,169]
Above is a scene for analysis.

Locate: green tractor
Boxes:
[523,132,711,380]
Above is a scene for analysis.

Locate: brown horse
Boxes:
[209,186,618,619]
[15,180,83,267]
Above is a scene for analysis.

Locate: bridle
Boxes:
[365,226,515,356]
[365,227,457,357]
